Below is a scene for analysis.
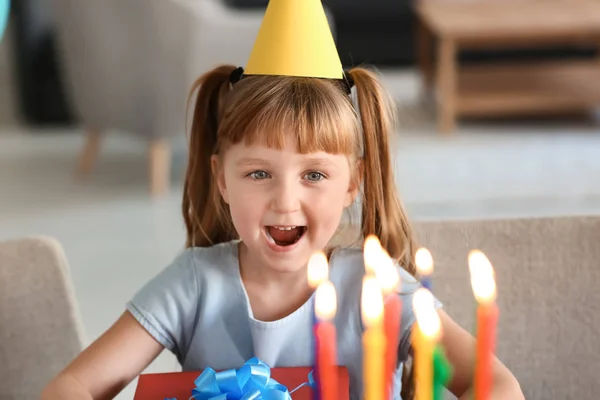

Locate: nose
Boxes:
[270,180,301,214]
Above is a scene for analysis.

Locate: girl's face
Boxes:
[213,140,359,273]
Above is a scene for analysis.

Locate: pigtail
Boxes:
[183,65,238,248]
[348,67,418,400]
[348,67,418,275]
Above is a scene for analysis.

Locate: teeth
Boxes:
[274,226,296,231]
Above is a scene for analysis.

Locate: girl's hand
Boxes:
[42,311,164,400]
[438,309,525,400]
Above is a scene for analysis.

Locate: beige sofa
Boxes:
[335,215,600,399]
[2,216,598,398]
[0,237,85,399]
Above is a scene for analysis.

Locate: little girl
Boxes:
[43,1,523,399]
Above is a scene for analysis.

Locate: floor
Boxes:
[2,66,600,398]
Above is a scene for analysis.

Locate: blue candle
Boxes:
[421,277,432,291]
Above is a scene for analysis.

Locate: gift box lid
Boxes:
[134,366,349,400]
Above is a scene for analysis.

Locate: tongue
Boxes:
[268,227,300,244]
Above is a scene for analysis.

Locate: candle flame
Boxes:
[364,236,400,294]
[468,250,497,304]
[412,288,441,339]
[307,251,329,289]
[363,235,382,274]
[377,250,400,295]
[415,247,434,276]
[315,280,337,321]
[361,275,384,328]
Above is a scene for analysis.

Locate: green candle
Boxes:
[433,344,452,400]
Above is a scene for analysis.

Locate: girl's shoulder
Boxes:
[126,241,240,357]
[176,240,240,279]
[183,240,239,263]
[329,246,365,273]
[133,240,239,295]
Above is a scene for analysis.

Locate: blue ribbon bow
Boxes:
[165,357,315,400]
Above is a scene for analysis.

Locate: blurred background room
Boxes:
[1,0,600,399]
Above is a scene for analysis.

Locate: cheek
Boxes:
[223,175,266,232]
[306,181,351,219]
[229,203,254,233]
[227,196,259,239]
[226,178,265,206]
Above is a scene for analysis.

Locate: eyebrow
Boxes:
[236,158,270,167]
[302,157,336,167]
[235,156,337,168]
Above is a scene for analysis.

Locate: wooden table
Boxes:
[415,0,600,133]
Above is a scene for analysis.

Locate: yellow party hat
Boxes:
[244,0,343,80]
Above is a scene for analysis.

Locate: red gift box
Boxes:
[134,366,349,400]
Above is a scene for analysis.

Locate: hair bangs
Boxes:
[219,76,360,156]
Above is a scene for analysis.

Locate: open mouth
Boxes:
[264,226,307,247]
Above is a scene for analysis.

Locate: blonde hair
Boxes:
[183,64,417,399]
[183,64,417,275]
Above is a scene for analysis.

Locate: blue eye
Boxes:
[249,170,270,180]
[304,172,325,182]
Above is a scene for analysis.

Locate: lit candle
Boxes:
[382,277,402,400]
[412,288,441,400]
[365,238,403,400]
[415,247,434,291]
[432,344,452,400]
[361,275,386,400]
[315,280,338,400]
[468,250,498,400]
[308,251,329,400]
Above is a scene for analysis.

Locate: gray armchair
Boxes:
[50,0,269,195]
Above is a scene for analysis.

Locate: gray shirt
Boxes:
[126,240,441,399]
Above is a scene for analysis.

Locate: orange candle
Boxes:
[468,250,499,400]
[315,280,338,400]
[361,275,386,400]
